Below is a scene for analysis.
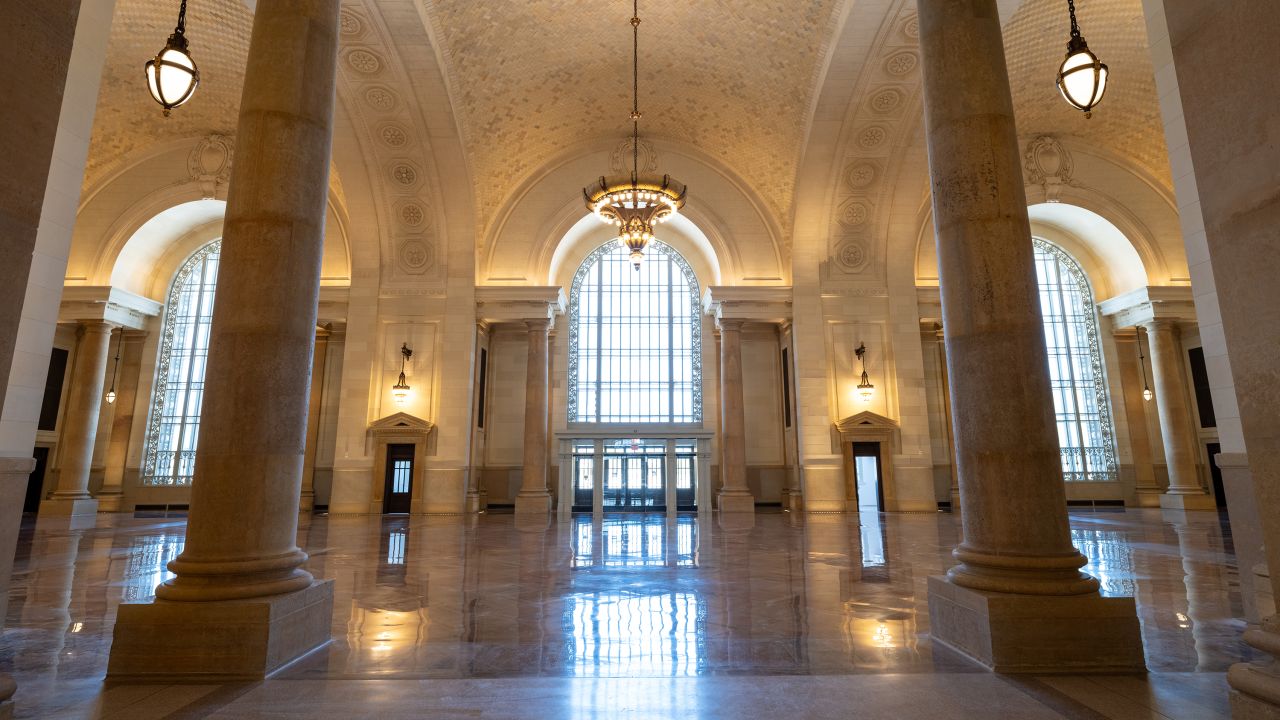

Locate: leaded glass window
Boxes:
[568,240,701,423]
[142,240,221,486]
[1033,238,1118,482]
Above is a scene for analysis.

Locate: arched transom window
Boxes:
[1033,238,1118,482]
[569,240,701,424]
[142,240,221,486]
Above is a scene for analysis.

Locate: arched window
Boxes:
[1033,238,1118,482]
[568,239,701,424]
[142,240,221,486]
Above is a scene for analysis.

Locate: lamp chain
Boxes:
[1066,0,1080,38]
[631,0,641,183]
[177,0,189,36]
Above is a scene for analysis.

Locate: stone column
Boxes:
[41,321,112,517]
[299,325,330,513]
[515,318,552,514]
[1115,330,1161,506]
[108,0,340,680]
[1144,320,1213,509]
[917,0,1143,672]
[717,319,753,513]
[935,326,961,511]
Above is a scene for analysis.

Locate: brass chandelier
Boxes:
[583,0,687,270]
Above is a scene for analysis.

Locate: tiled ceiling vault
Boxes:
[84,0,252,193]
[421,0,844,230]
[1004,0,1171,186]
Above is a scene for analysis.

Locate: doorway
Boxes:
[603,453,665,510]
[382,443,415,514]
[1207,442,1226,510]
[24,446,50,514]
[852,441,883,513]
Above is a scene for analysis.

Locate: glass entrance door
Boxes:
[603,454,665,510]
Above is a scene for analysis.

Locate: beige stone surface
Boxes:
[515,318,551,514]
[40,321,111,516]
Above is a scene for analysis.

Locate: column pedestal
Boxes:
[107,580,333,680]
[928,577,1145,672]
[1159,492,1216,511]
[1230,618,1280,720]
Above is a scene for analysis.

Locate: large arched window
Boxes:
[1033,238,1118,482]
[142,240,221,486]
[568,240,701,424]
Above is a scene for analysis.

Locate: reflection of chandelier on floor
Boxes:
[583,0,687,270]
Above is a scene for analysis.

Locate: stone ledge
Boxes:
[107,579,334,682]
[927,575,1146,673]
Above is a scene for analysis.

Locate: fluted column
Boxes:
[1144,320,1213,509]
[717,319,753,513]
[918,0,1142,672]
[42,321,112,517]
[108,0,340,680]
[515,318,552,514]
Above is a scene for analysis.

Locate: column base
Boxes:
[39,496,99,517]
[0,673,14,720]
[717,491,755,514]
[1229,623,1280,719]
[927,576,1145,673]
[514,491,551,515]
[1134,489,1163,508]
[1159,492,1217,511]
[107,579,334,681]
[95,491,124,512]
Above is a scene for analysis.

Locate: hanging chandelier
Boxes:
[1055,0,1108,118]
[582,0,687,271]
[145,0,200,116]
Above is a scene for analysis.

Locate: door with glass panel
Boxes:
[383,443,414,514]
[602,441,666,510]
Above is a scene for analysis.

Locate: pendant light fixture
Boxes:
[855,343,875,403]
[1137,330,1153,402]
[104,330,121,405]
[391,343,412,405]
[145,0,200,116]
[1055,0,1108,118]
[582,0,687,270]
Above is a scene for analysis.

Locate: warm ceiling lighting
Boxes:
[391,343,412,405]
[856,343,875,403]
[145,0,200,116]
[1056,0,1108,118]
[582,0,687,270]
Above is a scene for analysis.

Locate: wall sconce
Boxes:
[1055,0,1108,118]
[104,330,121,405]
[1137,330,1153,402]
[391,343,412,405]
[145,0,200,116]
[855,342,875,403]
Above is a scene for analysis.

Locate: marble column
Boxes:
[1115,330,1161,506]
[717,319,753,513]
[917,0,1143,672]
[108,0,340,680]
[97,330,142,512]
[935,326,961,511]
[41,321,112,517]
[1144,320,1213,509]
[300,326,330,513]
[515,318,552,514]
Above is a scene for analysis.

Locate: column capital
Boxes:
[524,316,552,334]
[475,286,565,326]
[715,317,745,334]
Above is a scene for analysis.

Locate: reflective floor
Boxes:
[0,508,1254,718]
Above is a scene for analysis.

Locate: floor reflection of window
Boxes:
[566,591,705,677]
[1072,528,1136,597]
[571,515,697,568]
[121,535,184,602]
[386,530,407,565]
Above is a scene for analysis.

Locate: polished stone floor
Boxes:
[0,508,1254,718]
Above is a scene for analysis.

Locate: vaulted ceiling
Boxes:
[79,0,1173,250]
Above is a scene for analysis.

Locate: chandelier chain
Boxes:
[1066,0,1080,38]
[631,0,640,181]
[177,0,189,35]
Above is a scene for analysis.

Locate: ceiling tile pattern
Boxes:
[1003,0,1171,187]
[422,0,842,230]
[84,0,252,192]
